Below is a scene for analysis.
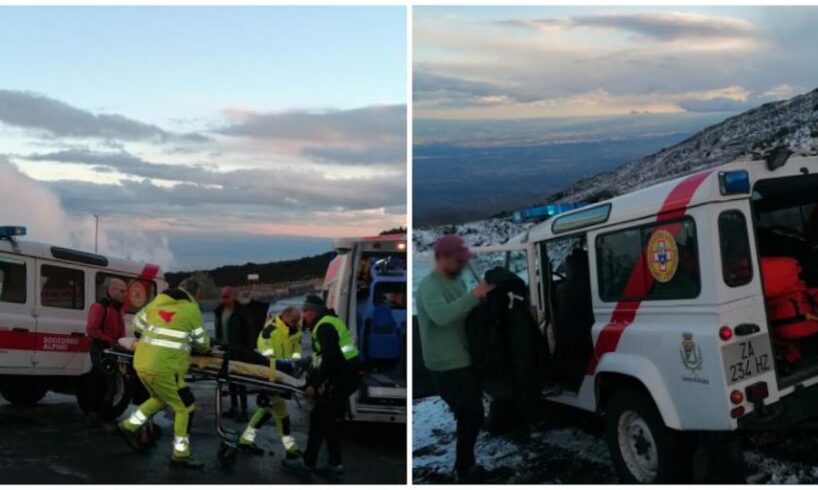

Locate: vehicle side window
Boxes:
[95,272,157,314]
[0,257,27,304]
[41,264,85,310]
[719,211,754,288]
[596,217,700,302]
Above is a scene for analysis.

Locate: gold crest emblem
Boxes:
[647,229,679,283]
[680,332,702,372]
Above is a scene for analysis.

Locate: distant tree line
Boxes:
[165,252,335,290]
[380,227,407,235]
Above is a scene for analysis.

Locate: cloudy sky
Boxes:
[0,7,406,270]
[415,6,818,119]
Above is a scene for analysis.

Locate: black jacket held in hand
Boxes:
[465,266,547,401]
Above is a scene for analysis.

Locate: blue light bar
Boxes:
[719,170,751,195]
[0,226,26,239]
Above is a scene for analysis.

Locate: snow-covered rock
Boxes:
[414,88,818,251]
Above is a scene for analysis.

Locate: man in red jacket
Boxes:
[84,277,127,425]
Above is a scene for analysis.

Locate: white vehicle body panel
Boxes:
[0,238,166,379]
[469,156,818,432]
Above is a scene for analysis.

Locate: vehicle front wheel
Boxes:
[0,381,48,406]
[604,387,690,484]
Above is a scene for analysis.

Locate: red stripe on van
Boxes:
[0,330,91,353]
[586,170,714,375]
[140,264,160,280]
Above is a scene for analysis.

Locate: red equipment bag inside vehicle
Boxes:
[762,257,818,342]
[762,257,807,296]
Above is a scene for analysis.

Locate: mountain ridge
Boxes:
[414,88,818,252]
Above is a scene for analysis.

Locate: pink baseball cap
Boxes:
[220,287,234,298]
[434,234,475,261]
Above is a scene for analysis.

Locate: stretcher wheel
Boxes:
[218,441,239,467]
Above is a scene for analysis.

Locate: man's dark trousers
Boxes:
[431,366,484,476]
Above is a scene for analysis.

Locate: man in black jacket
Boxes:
[283,294,361,477]
[214,286,255,421]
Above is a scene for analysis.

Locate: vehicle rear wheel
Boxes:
[0,381,48,406]
[604,387,690,483]
[77,370,132,419]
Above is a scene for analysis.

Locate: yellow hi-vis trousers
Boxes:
[239,396,299,454]
[124,370,196,458]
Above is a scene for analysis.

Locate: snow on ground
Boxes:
[412,397,616,484]
[413,397,818,484]
[413,219,534,254]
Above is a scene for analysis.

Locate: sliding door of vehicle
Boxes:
[0,253,36,370]
[33,261,90,373]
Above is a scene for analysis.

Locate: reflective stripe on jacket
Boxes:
[132,288,210,374]
[257,315,302,360]
[311,315,359,366]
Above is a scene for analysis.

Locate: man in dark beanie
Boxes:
[282,294,361,476]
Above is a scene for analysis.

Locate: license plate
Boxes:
[722,337,773,386]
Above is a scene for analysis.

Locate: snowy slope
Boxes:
[414,88,818,251]
[413,398,818,484]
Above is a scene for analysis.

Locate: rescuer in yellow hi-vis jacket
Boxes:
[118,277,210,469]
[238,306,304,458]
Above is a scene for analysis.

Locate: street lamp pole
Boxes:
[93,214,99,253]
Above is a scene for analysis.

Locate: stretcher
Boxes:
[102,337,308,467]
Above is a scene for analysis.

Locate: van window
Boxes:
[0,257,26,304]
[95,273,157,314]
[41,265,85,310]
[719,211,754,287]
[596,217,700,302]
[465,249,530,289]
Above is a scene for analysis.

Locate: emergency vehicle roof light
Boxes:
[0,226,26,239]
[719,171,750,195]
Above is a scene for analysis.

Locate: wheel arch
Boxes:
[595,353,682,430]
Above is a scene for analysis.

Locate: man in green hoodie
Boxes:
[416,234,494,483]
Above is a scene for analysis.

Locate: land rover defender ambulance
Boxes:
[323,233,407,423]
[0,227,165,416]
[416,154,818,483]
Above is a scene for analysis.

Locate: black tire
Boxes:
[604,387,691,484]
[0,381,47,406]
[77,370,132,419]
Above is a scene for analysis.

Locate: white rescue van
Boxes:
[0,227,166,416]
[323,233,407,423]
[415,154,818,482]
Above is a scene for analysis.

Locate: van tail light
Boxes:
[730,406,745,419]
[746,381,769,404]
[719,326,733,341]
[730,390,744,405]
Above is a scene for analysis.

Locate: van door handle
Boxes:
[12,327,29,333]
[71,332,86,337]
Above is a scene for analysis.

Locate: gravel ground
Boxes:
[0,384,406,484]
